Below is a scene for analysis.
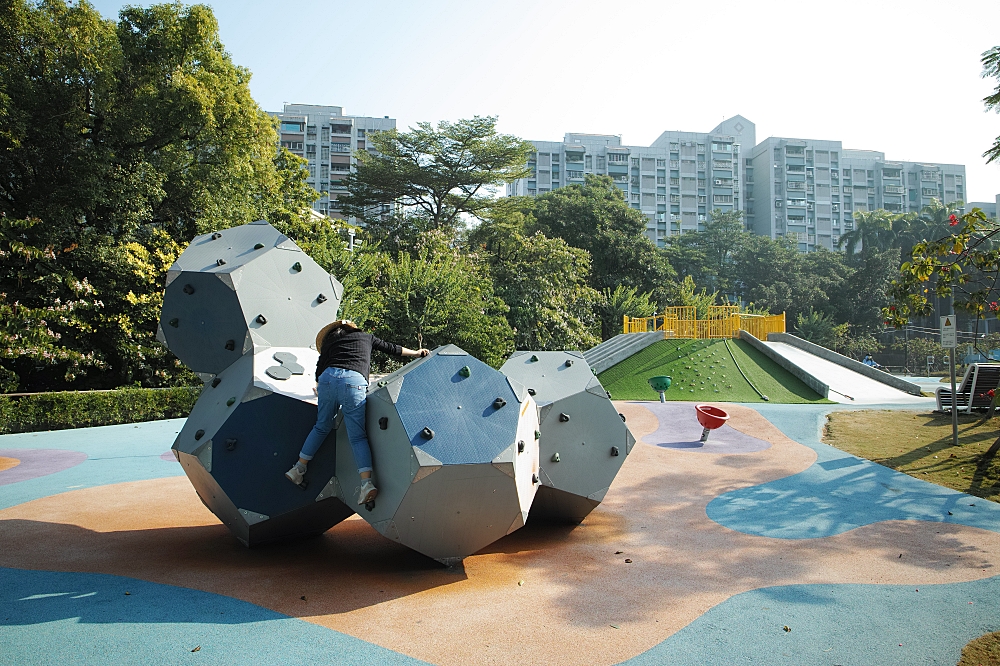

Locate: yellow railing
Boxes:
[622,311,785,340]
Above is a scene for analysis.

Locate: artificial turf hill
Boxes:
[597,338,832,404]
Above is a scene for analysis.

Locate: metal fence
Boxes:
[623,310,786,340]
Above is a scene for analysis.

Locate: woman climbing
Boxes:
[285,320,429,504]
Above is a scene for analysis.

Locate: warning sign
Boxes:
[941,316,957,348]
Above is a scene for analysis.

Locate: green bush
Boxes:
[0,387,199,434]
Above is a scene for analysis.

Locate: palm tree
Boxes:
[912,198,965,244]
[838,209,904,255]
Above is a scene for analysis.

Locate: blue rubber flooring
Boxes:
[0,568,425,666]
[0,420,185,510]
[707,404,1000,538]
[621,576,1000,665]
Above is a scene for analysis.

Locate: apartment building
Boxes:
[507,116,755,246]
[268,104,395,218]
[743,140,964,252]
[967,195,999,220]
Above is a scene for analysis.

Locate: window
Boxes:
[357,129,366,138]
[306,144,316,157]
[331,143,351,153]
[280,141,303,151]
[308,163,316,177]
[321,127,330,142]
[585,155,592,168]
[711,142,732,152]
[321,146,330,160]
[631,158,640,166]
[307,125,317,137]
[331,123,352,135]
[608,153,628,163]
[552,153,560,163]
[596,156,606,169]
[320,164,329,179]
[567,170,584,180]
[657,176,666,185]
[656,159,666,167]
[280,122,303,133]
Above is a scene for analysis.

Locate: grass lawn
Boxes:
[959,631,1000,666]
[823,410,1000,503]
[597,338,831,404]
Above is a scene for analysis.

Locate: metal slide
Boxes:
[763,341,934,405]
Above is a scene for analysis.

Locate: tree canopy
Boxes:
[0,0,316,391]
[339,116,533,231]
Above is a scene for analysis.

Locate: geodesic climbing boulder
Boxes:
[329,345,540,565]
[500,350,635,524]
[157,221,343,377]
[172,347,355,546]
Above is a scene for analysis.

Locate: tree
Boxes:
[597,285,657,341]
[528,175,676,303]
[367,249,514,368]
[0,0,317,391]
[983,45,1000,164]
[795,308,837,347]
[339,116,533,231]
[666,209,749,295]
[468,199,600,350]
[838,209,907,255]
[887,208,995,328]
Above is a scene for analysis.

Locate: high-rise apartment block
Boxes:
[507,116,755,247]
[268,104,395,218]
[967,195,999,220]
[510,116,968,252]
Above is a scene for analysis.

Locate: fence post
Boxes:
[623,315,628,335]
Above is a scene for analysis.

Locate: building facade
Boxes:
[268,104,395,218]
[512,116,968,253]
[507,116,756,246]
[967,195,999,220]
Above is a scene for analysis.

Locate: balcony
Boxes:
[884,185,905,194]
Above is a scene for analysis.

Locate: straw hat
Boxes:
[315,319,359,350]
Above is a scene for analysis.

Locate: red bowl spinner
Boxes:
[695,404,729,430]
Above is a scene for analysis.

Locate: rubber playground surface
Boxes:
[2,402,1000,665]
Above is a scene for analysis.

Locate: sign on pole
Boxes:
[941,315,957,348]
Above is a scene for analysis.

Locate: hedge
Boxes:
[0,387,200,435]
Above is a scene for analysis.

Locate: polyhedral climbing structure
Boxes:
[162,221,634,562]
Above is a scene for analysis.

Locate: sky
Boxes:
[88,0,1000,203]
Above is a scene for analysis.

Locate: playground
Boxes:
[3,395,1000,664]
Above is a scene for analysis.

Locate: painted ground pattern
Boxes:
[1,405,998,665]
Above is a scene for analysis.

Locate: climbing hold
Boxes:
[610,446,620,457]
[211,378,221,388]
[253,242,264,250]
[226,397,236,407]
[211,232,223,240]
[527,388,536,396]
[534,430,541,440]
[265,365,291,380]
[195,429,205,440]
[459,365,471,378]
[551,453,561,462]
[559,413,570,423]
[216,258,226,266]
[316,293,327,303]
[532,474,539,484]
[421,427,435,440]
[224,339,235,351]
[256,314,267,324]
[530,355,539,362]
[565,359,574,367]
[183,284,195,295]
[225,438,237,451]
[517,440,525,453]
[493,397,507,409]
[292,262,302,272]
[378,417,388,430]
[619,413,626,422]
[606,390,612,399]
[169,318,179,328]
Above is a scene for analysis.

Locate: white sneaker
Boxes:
[285,464,305,485]
[358,480,378,505]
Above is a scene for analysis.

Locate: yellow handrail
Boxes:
[622,310,785,340]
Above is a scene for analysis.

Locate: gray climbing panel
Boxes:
[157,221,343,376]
[500,350,635,523]
[334,345,540,565]
[171,347,354,546]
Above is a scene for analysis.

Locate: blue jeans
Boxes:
[299,367,372,473]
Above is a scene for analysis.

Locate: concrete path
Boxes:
[1,405,998,665]
[764,341,935,405]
